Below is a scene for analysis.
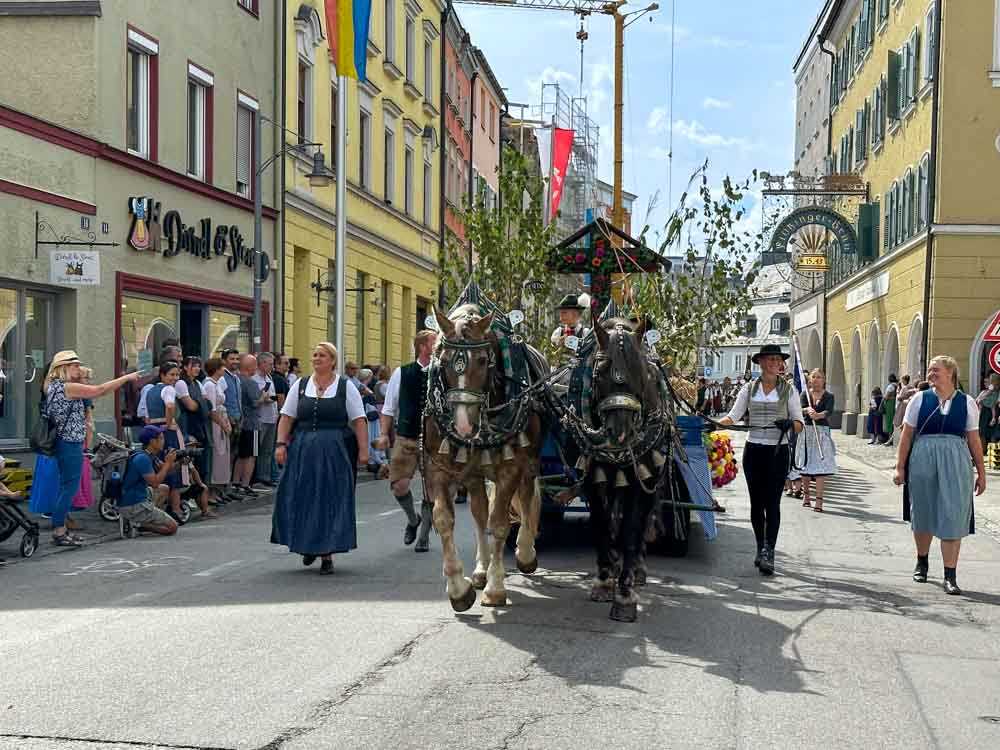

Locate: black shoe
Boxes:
[943,578,962,595]
[754,550,762,568]
[415,538,430,553]
[758,545,774,575]
[403,521,420,546]
[166,509,187,526]
[302,554,317,567]
[319,558,334,575]
[913,561,929,583]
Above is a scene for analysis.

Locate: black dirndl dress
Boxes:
[270,377,359,555]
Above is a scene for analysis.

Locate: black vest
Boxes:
[396,361,428,439]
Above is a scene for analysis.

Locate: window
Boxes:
[326,258,337,342]
[380,281,391,365]
[480,88,486,129]
[873,196,881,251]
[405,15,415,82]
[909,28,921,101]
[734,354,743,376]
[878,0,889,24]
[186,73,212,180]
[770,316,789,335]
[887,181,898,248]
[907,168,917,237]
[236,100,255,198]
[355,271,367,362]
[918,155,930,229]
[423,159,432,225]
[489,103,496,141]
[384,128,395,204]
[404,145,414,215]
[126,30,158,158]
[744,316,757,337]
[424,39,433,99]
[385,0,396,62]
[923,6,936,83]
[237,0,258,13]
[359,110,371,189]
[297,60,312,143]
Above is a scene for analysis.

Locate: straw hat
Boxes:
[50,350,82,368]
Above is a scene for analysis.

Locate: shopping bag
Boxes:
[28,453,60,514]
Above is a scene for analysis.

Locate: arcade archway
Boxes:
[828,334,846,416]
[850,328,863,414]
[884,325,900,382]
[866,321,882,394]
[906,316,924,381]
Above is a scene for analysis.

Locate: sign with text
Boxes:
[989,343,1000,375]
[50,250,100,286]
[769,206,858,260]
[127,196,269,280]
[845,271,890,311]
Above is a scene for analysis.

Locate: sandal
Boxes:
[200,510,219,520]
[52,533,83,547]
[813,498,824,512]
[802,497,812,507]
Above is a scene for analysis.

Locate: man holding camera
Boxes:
[118,426,180,536]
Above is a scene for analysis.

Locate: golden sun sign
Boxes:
[790,225,830,272]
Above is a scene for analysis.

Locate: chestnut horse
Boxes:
[423,305,547,611]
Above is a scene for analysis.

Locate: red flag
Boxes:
[325,0,338,63]
[549,128,574,220]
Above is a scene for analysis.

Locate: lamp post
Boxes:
[253,112,333,353]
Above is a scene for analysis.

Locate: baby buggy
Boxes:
[0,459,40,558]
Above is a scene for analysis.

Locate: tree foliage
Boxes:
[439,144,562,353]
[631,164,762,373]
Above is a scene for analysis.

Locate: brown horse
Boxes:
[423,305,546,611]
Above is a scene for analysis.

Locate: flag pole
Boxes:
[793,332,824,460]
[335,74,347,365]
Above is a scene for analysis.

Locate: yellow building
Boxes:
[807,0,1000,428]
[282,0,441,371]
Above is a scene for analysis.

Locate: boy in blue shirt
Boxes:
[118,426,179,536]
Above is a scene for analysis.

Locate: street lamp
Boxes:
[252,112,333,353]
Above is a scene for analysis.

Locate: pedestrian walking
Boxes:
[719,344,804,575]
[974,373,1000,449]
[894,355,986,595]
[882,374,899,446]
[252,353,278,487]
[42,351,138,546]
[797,369,837,512]
[375,330,437,551]
[271,342,368,575]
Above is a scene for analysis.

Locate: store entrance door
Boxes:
[0,286,56,446]
[180,303,207,360]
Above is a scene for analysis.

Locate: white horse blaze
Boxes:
[454,373,474,436]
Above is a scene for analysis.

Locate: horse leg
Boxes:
[430,473,475,612]
[469,480,491,590]
[610,490,654,622]
[482,473,516,607]
[514,475,541,575]
[588,482,615,603]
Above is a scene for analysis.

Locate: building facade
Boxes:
[595,179,636,236]
[282,0,442,371]
[443,11,473,245]
[471,46,505,212]
[0,0,281,445]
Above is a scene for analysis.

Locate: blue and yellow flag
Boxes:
[326,0,373,81]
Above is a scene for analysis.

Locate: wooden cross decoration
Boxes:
[547,218,667,314]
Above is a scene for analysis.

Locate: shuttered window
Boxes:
[918,156,930,229]
[236,104,253,198]
[873,196,881,254]
[887,50,900,120]
[923,7,936,82]
[910,28,921,99]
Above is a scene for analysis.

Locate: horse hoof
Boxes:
[609,600,638,622]
[590,584,614,603]
[634,568,647,586]
[450,583,477,612]
[516,557,538,575]
[471,571,488,590]
[481,591,509,607]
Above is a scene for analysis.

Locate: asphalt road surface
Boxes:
[3,443,1000,750]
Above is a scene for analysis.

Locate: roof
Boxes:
[472,47,508,108]
[0,0,102,15]
[596,179,638,203]
[793,0,837,73]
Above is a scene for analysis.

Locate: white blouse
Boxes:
[280,375,365,422]
[902,389,978,433]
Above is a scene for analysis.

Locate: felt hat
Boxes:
[556,294,586,310]
[751,344,790,364]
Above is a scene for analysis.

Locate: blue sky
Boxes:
[459,0,825,242]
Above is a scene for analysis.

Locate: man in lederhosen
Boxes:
[375,330,438,552]
[550,294,590,352]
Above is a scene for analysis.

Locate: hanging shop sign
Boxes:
[127,196,269,279]
[50,250,100,286]
[769,206,858,270]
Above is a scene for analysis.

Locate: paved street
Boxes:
[3,440,1000,750]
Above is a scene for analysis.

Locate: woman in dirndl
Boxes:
[894,355,986,595]
[271,342,368,575]
[797,369,837,512]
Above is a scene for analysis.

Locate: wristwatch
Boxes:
[276,441,288,447]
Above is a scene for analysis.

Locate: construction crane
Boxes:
[452,0,658,236]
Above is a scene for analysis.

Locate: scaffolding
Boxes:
[537,82,600,239]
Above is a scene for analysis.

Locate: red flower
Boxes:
[564,254,574,264]
[575,252,586,264]
[592,257,602,268]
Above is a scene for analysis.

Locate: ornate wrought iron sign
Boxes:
[767,206,858,273]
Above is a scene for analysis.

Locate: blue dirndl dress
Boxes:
[904,391,976,539]
[270,377,358,555]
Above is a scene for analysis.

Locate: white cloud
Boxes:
[646,106,669,134]
[704,35,749,49]
[672,119,754,151]
[524,67,577,101]
[703,97,732,110]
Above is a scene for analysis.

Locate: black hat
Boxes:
[556,294,585,310]
[752,344,790,364]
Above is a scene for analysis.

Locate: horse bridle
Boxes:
[593,324,645,424]
[437,336,496,414]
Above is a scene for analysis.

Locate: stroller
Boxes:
[0,460,40,558]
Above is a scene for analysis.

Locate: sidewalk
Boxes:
[832,430,1000,536]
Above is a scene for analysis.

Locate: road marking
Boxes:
[378,509,403,517]
[193,560,245,577]
[62,556,193,576]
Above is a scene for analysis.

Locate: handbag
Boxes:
[29,398,71,457]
